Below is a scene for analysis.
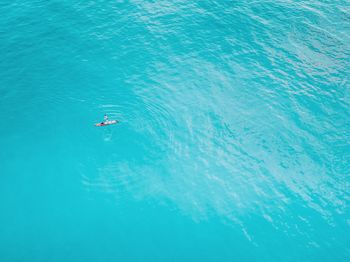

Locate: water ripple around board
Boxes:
[78,1,350,234]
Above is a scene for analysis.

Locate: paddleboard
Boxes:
[95,120,118,126]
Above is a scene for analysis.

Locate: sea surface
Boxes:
[0,0,349,261]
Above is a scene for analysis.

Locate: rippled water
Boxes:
[0,0,349,261]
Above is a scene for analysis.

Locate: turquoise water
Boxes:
[0,0,349,261]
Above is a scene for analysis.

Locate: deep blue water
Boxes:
[0,0,349,261]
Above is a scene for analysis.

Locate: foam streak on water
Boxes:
[0,0,349,261]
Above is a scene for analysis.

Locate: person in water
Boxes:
[99,114,108,125]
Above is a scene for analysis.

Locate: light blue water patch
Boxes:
[0,0,349,261]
